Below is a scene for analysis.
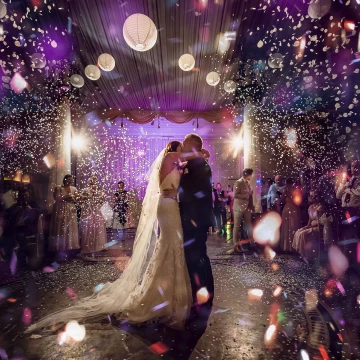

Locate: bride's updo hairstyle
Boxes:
[165,141,181,154]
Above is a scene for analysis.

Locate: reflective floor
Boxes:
[0,232,359,359]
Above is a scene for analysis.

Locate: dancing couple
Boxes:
[27,134,214,332]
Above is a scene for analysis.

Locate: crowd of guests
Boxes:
[0,175,130,266]
[2,160,359,266]
[231,160,360,263]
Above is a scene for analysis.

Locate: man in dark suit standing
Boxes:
[178,134,214,311]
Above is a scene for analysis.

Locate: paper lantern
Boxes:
[224,80,236,93]
[268,53,283,69]
[98,53,115,71]
[123,14,157,52]
[31,53,46,69]
[0,2,6,19]
[85,65,101,81]
[178,54,195,71]
[206,72,220,86]
[70,74,85,88]
[308,0,331,19]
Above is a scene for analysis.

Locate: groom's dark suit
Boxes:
[179,157,214,308]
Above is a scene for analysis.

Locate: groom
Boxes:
[179,134,214,311]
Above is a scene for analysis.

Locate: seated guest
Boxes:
[280,178,301,252]
[292,191,326,259]
[267,175,284,213]
[1,188,39,265]
[336,160,360,263]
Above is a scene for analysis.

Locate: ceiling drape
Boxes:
[93,107,234,124]
[69,0,243,115]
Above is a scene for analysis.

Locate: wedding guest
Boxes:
[226,185,234,222]
[267,175,283,213]
[261,179,271,213]
[213,183,227,235]
[48,174,80,252]
[292,191,326,259]
[112,181,128,230]
[280,178,301,252]
[1,188,39,265]
[336,160,360,262]
[233,168,254,247]
[80,176,107,254]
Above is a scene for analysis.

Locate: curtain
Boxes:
[91,108,234,125]
[77,134,240,226]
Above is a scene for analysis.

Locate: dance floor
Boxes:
[0,233,358,359]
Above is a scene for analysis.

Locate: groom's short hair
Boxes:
[185,134,203,151]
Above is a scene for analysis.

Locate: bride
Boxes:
[26,141,208,333]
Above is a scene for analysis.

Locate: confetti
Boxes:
[149,341,169,355]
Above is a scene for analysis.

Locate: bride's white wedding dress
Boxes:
[26,151,192,333]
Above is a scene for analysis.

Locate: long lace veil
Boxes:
[26,149,166,332]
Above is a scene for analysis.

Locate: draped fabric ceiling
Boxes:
[69,0,246,123]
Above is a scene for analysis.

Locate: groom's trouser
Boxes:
[183,224,214,308]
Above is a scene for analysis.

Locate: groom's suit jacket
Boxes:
[179,157,215,307]
[179,157,213,230]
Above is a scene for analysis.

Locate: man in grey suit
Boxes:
[233,168,254,247]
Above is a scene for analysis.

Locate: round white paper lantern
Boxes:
[308,0,331,19]
[268,53,283,69]
[206,72,220,86]
[98,53,115,71]
[85,65,101,80]
[178,54,195,71]
[123,14,157,52]
[70,74,85,88]
[31,53,46,69]
[224,80,236,93]
[0,2,7,19]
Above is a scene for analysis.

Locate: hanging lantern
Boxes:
[308,0,331,19]
[206,72,220,86]
[70,74,85,88]
[268,53,283,69]
[85,65,101,80]
[178,54,195,71]
[224,80,236,93]
[98,53,116,71]
[0,2,7,19]
[123,14,157,52]
[31,53,46,69]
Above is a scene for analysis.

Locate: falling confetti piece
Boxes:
[150,341,169,355]
[196,287,210,305]
[319,345,330,360]
[66,287,77,301]
[248,288,263,300]
[22,308,32,326]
